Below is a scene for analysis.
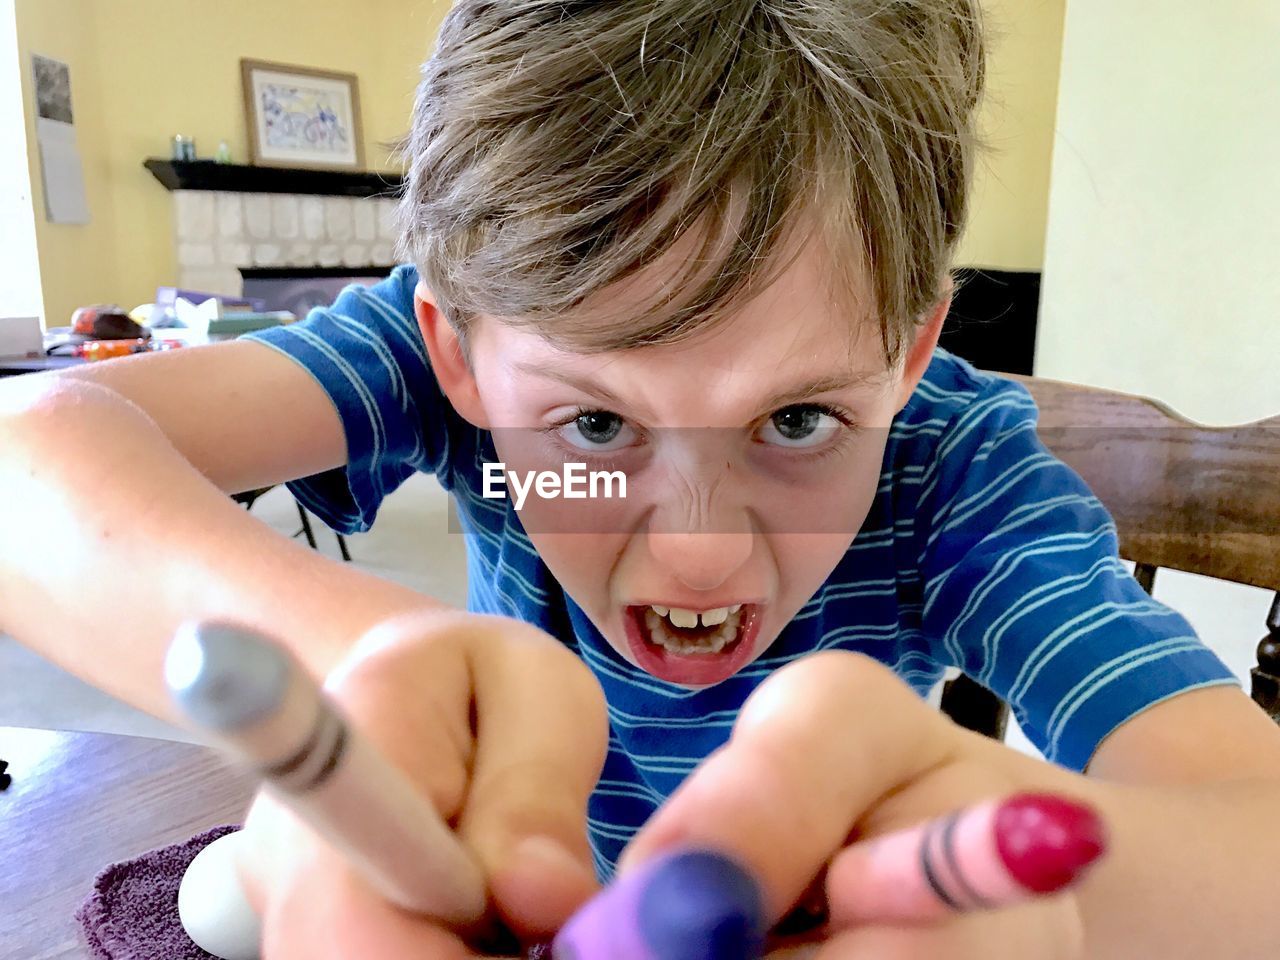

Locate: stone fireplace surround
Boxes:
[172,190,401,296]
[149,162,1039,376]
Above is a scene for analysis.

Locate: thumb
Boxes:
[456,615,610,937]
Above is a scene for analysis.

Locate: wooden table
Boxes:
[0,356,85,377]
[0,727,254,959]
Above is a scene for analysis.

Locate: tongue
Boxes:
[664,620,720,640]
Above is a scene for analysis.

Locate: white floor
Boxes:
[0,472,1272,752]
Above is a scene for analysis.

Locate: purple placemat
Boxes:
[76,825,239,960]
[75,825,554,959]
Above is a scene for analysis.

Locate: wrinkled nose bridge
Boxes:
[655,431,739,534]
[642,433,753,591]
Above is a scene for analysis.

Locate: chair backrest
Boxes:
[1008,374,1280,591]
[941,373,1280,736]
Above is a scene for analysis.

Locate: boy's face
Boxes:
[416,230,947,688]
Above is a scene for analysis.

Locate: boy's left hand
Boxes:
[619,651,1088,959]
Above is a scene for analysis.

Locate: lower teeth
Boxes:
[643,608,742,655]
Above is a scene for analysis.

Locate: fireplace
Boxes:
[146,161,1040,374]
[147,159,403,302]
[240,266,391,317]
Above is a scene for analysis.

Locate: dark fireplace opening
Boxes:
[240,266,397,318]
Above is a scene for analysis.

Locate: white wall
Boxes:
[1038,2,1280,424]
[0,0,42,321]
[1037,1,1278,686]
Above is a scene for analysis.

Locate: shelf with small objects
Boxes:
[144,159,404,199]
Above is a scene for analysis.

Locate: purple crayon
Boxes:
[553,849,765,960]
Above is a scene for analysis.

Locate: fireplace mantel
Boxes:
[157,161,403,294]
[144,159,404,199]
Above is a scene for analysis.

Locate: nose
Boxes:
[643,439,755,592]
[646,528,754,593]
[646,472,754,591]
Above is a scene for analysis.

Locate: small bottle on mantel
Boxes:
[215,140,232,164]
[171,135,196,162]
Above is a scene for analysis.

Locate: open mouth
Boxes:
[622,603,764,687]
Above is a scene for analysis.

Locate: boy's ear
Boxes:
[893,280,952,411]
[413,283,490,428]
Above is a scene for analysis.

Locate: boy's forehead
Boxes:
[505,226,885,374]
[573,208,873,333]
[417,211,894,406]
[473,243,895,420]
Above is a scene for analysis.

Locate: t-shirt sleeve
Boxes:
[917,375,1238,771]
[239,266,457,534]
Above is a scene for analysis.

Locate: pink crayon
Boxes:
[826,793,1107,926]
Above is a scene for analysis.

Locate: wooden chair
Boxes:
[940,374,1280,739]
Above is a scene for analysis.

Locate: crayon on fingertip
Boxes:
[994,793,1107,894]
[166,621,488,930]
[828,791,1107,925]
[553,849,766,960]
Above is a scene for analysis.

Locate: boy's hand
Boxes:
[233,610,609,959]
[621,652,1088,960]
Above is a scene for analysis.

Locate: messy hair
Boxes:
[397,0,987,363]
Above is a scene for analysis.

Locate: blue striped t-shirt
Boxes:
[245,265,1236,878]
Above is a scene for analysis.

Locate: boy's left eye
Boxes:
[758,405,843,448]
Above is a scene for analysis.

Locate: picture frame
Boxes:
[240,59,365,171]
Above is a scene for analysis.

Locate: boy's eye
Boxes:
[558,411,635,451]
[759,405,842,448]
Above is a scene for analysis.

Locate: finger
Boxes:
[323,609,482,821]
[261,836,476,960]
[329,610,609,936]
[815,901,1083,960]
[619,652,960,919]
[461,614,611,935]
[765,945,820,960]
[825,789,1106,928]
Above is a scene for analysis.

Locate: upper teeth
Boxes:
[650,605,742,628]
[669,608,700,628]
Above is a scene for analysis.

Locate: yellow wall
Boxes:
[17,0,114,328]
[16,0,1059,327]
[16,0,448,327]
[956,0,1067,271]
[1,0,44,320]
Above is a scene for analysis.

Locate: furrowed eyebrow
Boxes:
[514,363,628,407]
[515,363,888,418]
[759,371,890,410]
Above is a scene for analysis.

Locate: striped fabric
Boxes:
[245,265,1236,878]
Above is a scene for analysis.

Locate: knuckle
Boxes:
[769,650,914,706]
[334,608,469,684]
[472,613,606,707]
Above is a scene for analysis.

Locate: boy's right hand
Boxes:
[232,610,609,959]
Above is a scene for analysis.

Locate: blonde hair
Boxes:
[397,0,986,363]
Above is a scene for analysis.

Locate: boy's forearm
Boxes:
[975,736,1278,958]
[1071,778,1277,959]
[0,378,445,724]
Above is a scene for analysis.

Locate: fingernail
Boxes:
[513,835,590,879]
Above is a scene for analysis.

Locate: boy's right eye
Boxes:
[558,410,636,451]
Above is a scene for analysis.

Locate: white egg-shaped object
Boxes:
[177,831,262,960]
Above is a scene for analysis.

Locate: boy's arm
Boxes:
[48,339,353,494]
[619,654,1280,960]
[1068,684,1280,956]
[0,344,444,722]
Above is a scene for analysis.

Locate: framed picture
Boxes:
[241,59,364,170]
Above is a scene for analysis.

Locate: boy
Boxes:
[3,1,1279,957]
